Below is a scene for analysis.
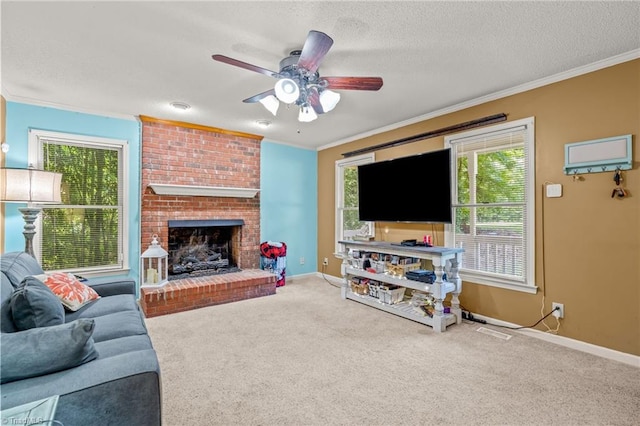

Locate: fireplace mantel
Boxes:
[148,184,259,198]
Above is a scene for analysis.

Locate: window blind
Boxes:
[448,123,532,285]
[40,138,123,271]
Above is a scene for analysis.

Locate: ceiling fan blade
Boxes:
[323,77,384,91]
[297,30,334,74]
[212,54,279,78]
[307,88,324,114]
[242,89,276,103]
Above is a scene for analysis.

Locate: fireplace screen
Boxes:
[167,220,243,280]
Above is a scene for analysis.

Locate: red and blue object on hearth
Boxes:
[260,241,287,287]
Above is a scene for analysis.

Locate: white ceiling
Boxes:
[2,1,639,150]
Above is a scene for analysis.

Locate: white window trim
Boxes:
[334,153,375,255]
[444,117,536,294]
[28,129,130,275]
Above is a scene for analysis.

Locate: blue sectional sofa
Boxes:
[0,252,161,425]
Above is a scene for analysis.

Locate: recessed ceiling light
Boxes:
[170,101,191,111]
[256,119,272,128]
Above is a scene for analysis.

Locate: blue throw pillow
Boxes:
[10,276,65,330]
[0,318,98,384]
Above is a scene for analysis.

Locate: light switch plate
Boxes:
[546,183,562,198]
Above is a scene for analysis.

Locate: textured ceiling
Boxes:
[2,1,639,150]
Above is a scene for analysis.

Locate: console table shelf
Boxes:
[339,240,464,332]
[345,292,459,328]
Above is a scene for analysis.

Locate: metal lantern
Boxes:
[140,234,169,287]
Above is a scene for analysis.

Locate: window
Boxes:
[445,117,535,293]
[29,130,129,274]
[335,153,375,253]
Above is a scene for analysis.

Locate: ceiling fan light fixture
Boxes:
[319,89,341,112]
[259,95,279,116]
[298,105,318,123]
[274,78,300,104]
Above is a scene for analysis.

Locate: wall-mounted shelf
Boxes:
[564,134,632,175]
[148,184,259,198]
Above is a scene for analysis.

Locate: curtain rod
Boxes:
[342,113,508,157]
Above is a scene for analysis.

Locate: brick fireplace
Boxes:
[167,219,243,279]
[138,116,275,317]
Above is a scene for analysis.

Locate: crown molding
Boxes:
[318,49,640,152]
[139,115,263,141]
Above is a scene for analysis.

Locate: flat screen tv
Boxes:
[357,148,452,223]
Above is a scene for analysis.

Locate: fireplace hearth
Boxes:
[167,219,243,280]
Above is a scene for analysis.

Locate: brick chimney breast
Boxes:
[140,118,261,270]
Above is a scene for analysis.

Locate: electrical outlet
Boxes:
[322,257,329,266]
[552,302,564,319]
[299,257,305,265]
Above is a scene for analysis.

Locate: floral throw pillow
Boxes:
[32,273,100,311]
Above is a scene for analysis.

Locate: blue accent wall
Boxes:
[3,102,141,282]
[4,102,320,283]
[260,141,317,276]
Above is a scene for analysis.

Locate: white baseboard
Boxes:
[286,272,319,280]
[313,271,343,286]
[473,314,640,368]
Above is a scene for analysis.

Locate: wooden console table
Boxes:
[339,240,464,332]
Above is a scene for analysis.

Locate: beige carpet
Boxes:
[145,275,639,426]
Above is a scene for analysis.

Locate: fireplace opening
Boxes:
[167,219,243,280]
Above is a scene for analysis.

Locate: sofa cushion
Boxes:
[33,272,100,311]
[10,277,65,330]
[0,318,98,384]
[64,294,140,322]
[91,310,148,343]
[0,252,45,288]
[93,334,154,359]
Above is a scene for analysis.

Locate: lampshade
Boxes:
[274,78,300,104]
[259,95,280,116]
[319,89,341,112]
[298,106,318,123]
[0,167,62,203]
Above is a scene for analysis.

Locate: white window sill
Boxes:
[459,271,538,294]
[47,267,131,280]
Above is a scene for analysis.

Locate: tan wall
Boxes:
[318,60,640,356]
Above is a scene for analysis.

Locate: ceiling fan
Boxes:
[212,30,383,123]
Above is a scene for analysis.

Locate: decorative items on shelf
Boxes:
[378,286,406,305]
[405,269,437,284]
[340,240,464,332]
[347,249,422,277]
[410,291,436,317]
[140,234,169,287]
[349,277,406,305]
[385,256,421,277]
[349,277,370,295]
[367,280,382,299]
